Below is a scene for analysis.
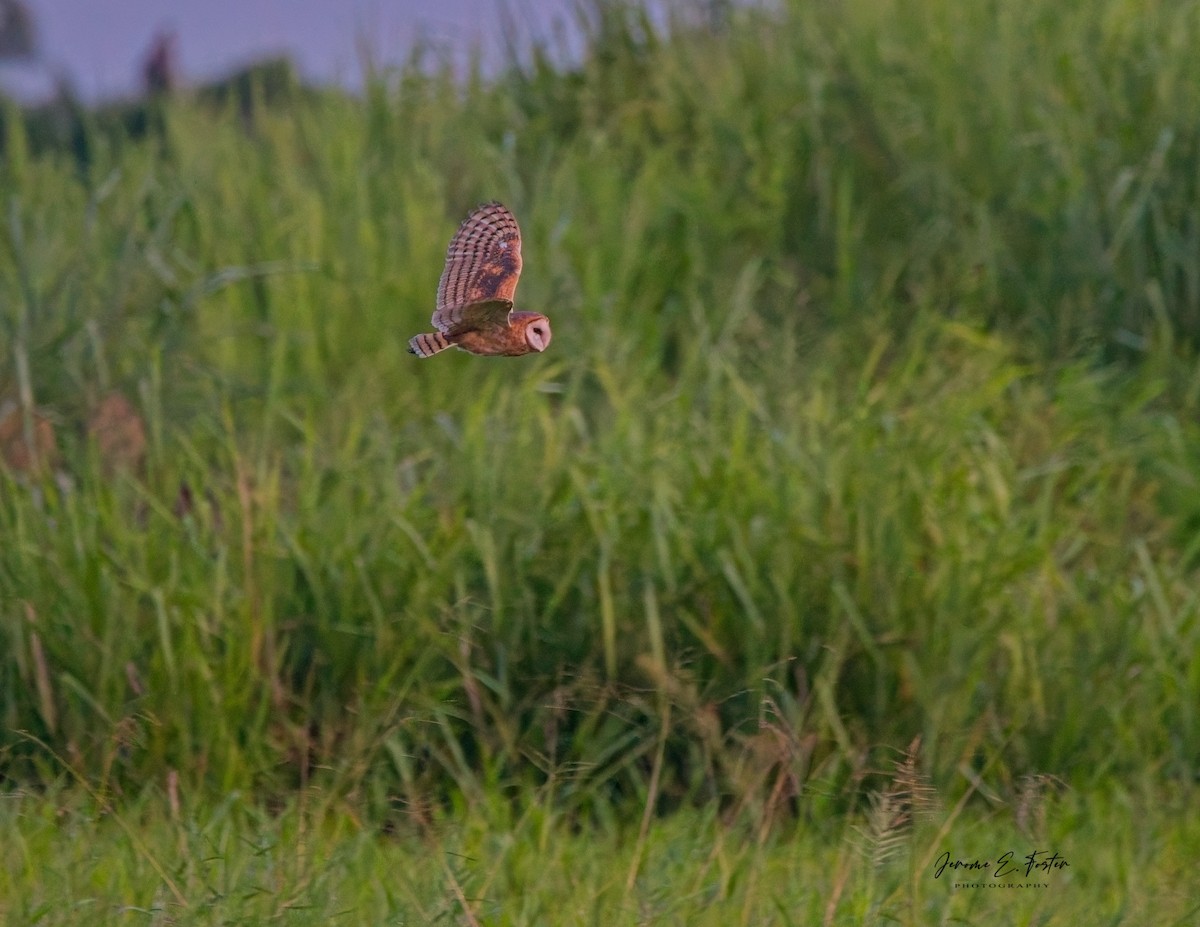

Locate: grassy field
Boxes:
[2,0,1200,921]
[4,783,1198,925]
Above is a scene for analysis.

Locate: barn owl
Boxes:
[408,202,552,358]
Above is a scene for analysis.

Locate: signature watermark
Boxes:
[933,850,1070,889]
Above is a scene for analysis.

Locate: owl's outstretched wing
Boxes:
[433,202,523,335]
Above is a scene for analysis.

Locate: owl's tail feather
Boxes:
[408,332,452,357]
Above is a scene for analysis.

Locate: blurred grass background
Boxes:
[2,0,1199,921]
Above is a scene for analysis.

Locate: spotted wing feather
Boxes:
[433,202,524,335]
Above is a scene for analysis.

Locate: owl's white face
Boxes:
[525,317,552,352]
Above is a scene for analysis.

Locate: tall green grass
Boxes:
[5,781,1199,925]
[1,0,1198,833]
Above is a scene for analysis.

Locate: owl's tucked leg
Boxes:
[408,332,453,357]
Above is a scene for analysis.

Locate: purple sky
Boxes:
[3,0,578,101]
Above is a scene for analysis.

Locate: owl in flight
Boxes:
[408,202,552,358]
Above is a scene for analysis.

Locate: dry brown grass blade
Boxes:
[24,602,57,733]
[439,851,483,927]
[822,843,854,927]
[626,698,672,894]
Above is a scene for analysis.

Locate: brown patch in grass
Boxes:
[87,392,147,475]
[0,399,57,474]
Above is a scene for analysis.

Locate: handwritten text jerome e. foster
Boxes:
[933,850,1070,880]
